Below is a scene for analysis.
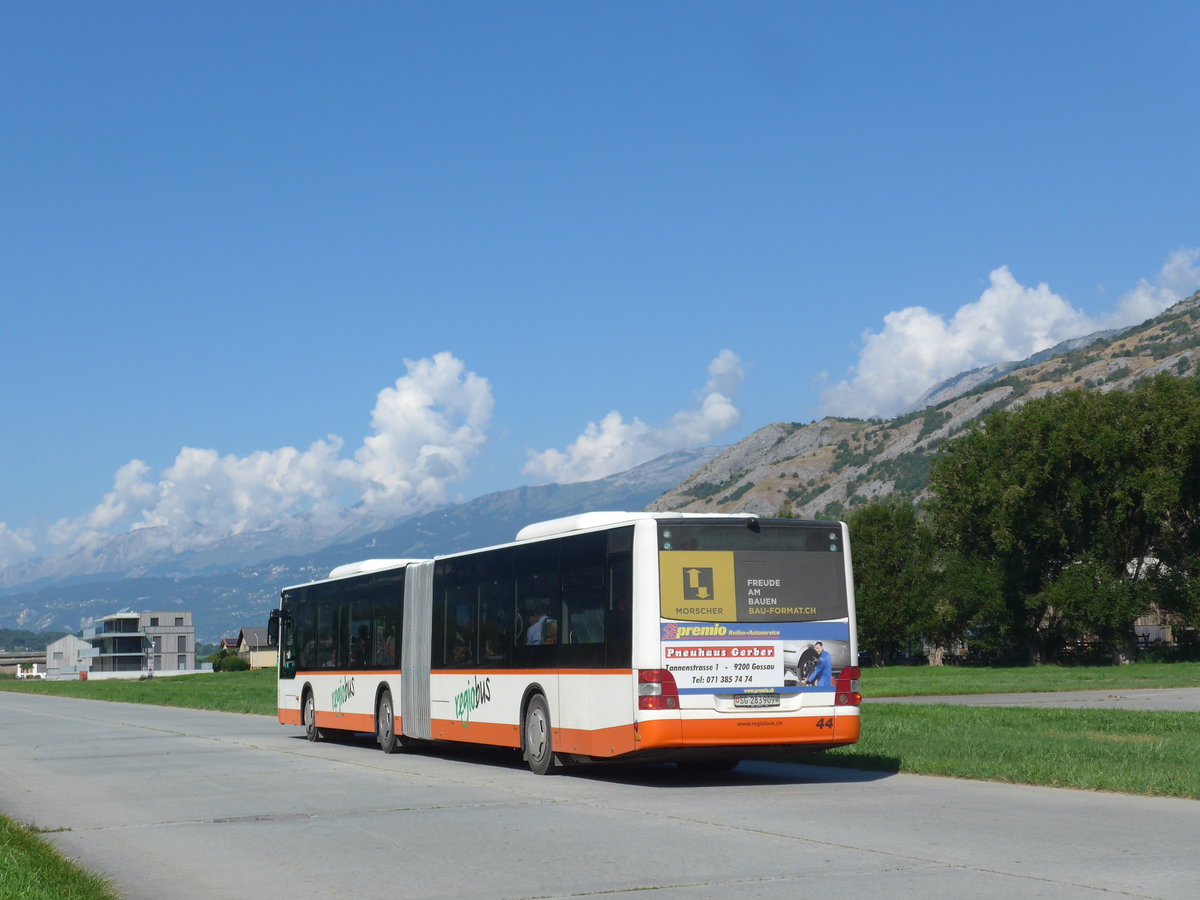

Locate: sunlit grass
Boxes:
[860,661,1200,697]
[0,668,276,716]
[0,816,119,900]
[790,703,1200,798]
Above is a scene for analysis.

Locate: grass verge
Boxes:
[788,703,1200,798]
[859,660,1200,697]
[0,668,276,716]
[0,816,119,900]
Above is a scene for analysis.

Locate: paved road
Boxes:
[0,692,1197,900]
[869,686,1200,712]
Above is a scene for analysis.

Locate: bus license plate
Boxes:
[734,694,780,708]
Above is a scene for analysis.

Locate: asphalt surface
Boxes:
[0,690,1197,899]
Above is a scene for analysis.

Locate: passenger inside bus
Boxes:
[524,601,557,645]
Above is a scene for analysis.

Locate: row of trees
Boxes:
[847,374,1200,665]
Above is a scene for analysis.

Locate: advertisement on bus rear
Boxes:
[660,621,851,693]
[658,545,851,694]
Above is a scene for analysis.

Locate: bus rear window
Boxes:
[657,520,848,623]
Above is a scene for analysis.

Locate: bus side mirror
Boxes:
[267,609,281,647]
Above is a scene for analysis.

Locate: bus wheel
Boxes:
[377,689,400,754]
[303,691,322,742]
[523,695,558,775]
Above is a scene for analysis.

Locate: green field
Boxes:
[0,668,277,716]
[859,660,1200,696]
[788,703,1200,798]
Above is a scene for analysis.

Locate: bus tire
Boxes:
[377,689,400,754]
[303,690,323,742]
[523,695,558,775]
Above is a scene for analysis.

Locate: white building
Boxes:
[45,634,97,680]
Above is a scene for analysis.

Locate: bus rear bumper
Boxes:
[634,709,860,751]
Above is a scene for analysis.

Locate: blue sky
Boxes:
[2,2,1199,569]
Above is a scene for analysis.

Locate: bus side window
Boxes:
[349,590,372,669]
[317,592,338,668]
[295,594,316,670]
[606,527,634,668]
[448,584,476,666]
[515,542,560,662]
[556,531,605,667]
[477,548,513,667]
[373,587,397,668]
[479,579,512,665]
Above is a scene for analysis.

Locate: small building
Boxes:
[237,627,277,670]
[0,650,46,676]
[45,634,97,680]
[16,661,46,679]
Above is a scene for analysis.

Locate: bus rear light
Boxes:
[638,669,680,710]
[834,667,862,706]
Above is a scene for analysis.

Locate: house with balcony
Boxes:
[82,609,197,676]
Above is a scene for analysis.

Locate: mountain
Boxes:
[8,293,1200,645]
[0,504,389,591]
[902,327,1126,413]
[651,292,1200,519]
[0,447,721,642]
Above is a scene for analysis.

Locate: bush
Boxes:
[218,655,251,672]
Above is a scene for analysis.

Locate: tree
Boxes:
[928,375,1200,663]
[846,501,934,665]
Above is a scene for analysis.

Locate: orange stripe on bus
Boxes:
[427,719,638,757]
[315,710,375,732]
[430,718,522,749]
[636,713,860,750]
[279,708,302,726]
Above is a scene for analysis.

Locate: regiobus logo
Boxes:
[331,676,355,714]
[454,676,492,728]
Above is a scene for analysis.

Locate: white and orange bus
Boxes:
[268,511,860,774]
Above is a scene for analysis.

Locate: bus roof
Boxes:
[326,558,427,579]
[514,511,761,542]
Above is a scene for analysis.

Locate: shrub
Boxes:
[214,653,250,672]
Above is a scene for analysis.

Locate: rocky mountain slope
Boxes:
[651,293,1200,519]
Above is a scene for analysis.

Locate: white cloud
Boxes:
[42,353,493,558]
[1103,248,1200,327]
[820,250,1200,419]
[354,352,493,514]
[523,350,745,484]
[0,523,38,569]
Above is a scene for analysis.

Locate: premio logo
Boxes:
[662,623,729,640]
[454,676,492,728]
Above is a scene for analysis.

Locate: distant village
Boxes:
[0,609,277,680]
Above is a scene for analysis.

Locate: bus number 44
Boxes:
[815,717,834,730]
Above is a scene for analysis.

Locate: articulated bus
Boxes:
[268,511,861,774]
